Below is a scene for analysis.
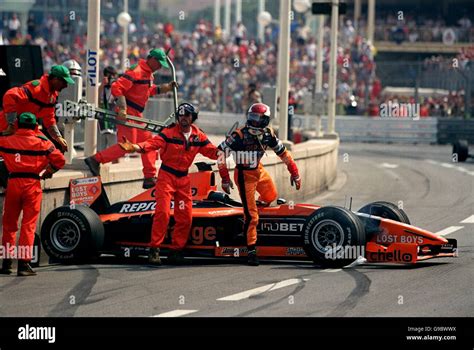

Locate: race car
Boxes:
[40,162,458,267]
[452,139,471,162]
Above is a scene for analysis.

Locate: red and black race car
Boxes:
[40,163,458,267]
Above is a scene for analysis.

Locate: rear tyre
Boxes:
[303,206,366,268]
[358,201,410,224]
[41,205,104,263]
[453,139,469,162]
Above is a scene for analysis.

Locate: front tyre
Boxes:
[303,206,366,268]
[358,201,410,224]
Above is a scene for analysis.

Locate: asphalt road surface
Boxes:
[0,143,472,317]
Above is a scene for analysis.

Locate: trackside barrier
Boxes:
[437,119,474,144]
[195,111,247,134]
[314,116,438,144]
[195,113,439,144]
[73,103,468,145]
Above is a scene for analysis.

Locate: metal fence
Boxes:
[71,105,466,146]
[198,113,439,145]
[295,115,438,144]
[377,61,472,93]
[376,61,472,118]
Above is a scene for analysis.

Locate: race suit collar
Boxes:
[40,74,52,94]
[15,129,37,137]
[174,123,199,138]
[139,59,153,73]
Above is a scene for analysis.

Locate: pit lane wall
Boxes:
[0,137,338,262]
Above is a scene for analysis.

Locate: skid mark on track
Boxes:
[0,276,26,292]
[47,266,99,317]
[0,277,26,314]
[405,167,431,199]
[326,269,371,317]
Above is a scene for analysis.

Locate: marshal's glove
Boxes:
[41,164,58,180]
[47,125,68,152]
[117,108,128,122]
[287,161,301,190]
[119,136,140,153]
[56,137,68,153]
[290,175,301,190]
[280,149,301,191]
[3,113,17,136]
[221,178,234,194]
[160,81,179,94]
[2,124,15,136]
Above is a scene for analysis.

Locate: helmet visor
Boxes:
[247,113,269,129]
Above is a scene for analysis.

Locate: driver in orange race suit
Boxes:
[217,103,301,266]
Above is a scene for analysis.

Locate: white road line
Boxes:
[425,159,474,176]
[380,163,399,169]
[217,278,309,301]
[440,162,455,169]
[322,268,342,273]
[152,310,198,317]
[456,166,469,173]
[460,215,474,224]
[436,226,464,236]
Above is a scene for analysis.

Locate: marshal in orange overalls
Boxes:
[0,74,58,132]
[93,59,171,179]
[0,65,74,152]
[0,113,65,275]
[137,123,219,250]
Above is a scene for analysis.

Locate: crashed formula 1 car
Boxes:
[40,162,457,267]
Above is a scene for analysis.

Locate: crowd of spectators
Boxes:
[372,92,467,118]
[0,11,471,117]
[363,11,474,44]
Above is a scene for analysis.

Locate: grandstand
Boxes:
[0,0,472,117]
